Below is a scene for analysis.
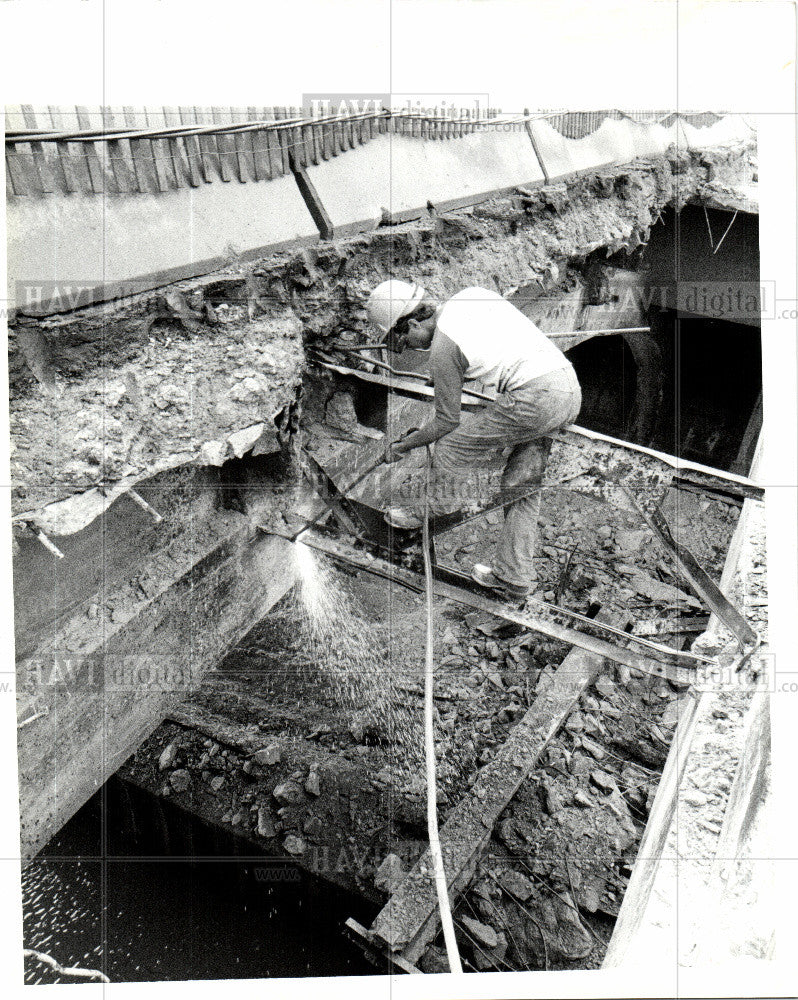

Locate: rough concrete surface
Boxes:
[8,139,755,527]
[10,306,303,516]
[6,172,319,314]
[302,130,547,234]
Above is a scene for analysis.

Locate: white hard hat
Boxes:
[366,280,428,334]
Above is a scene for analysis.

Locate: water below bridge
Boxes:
[22,778,378,983]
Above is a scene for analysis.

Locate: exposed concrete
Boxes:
[300,130,547,236]
[11,135,759,861]
[9,140,757,525]
[7,173,319,314]
[530,117,636,181]
[10,302,303,516]
[17,500,297,859]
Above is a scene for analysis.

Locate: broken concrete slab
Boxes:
[678,114,756,151]
[16,522,296,859]
[529,117,637,183]
[9,307,302,517]
[7,173,319,316]
[300,131,546,237]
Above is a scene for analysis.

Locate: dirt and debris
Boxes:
[14,129,762,971]
[9,308,302,515]
[8,139,755,521]
[119,475,740,952]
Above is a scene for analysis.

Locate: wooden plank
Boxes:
[287,106,305,168]
[345,108,356,149]
[262,123,279,180]
[332,108,345,153]
[91,104,122,193]
[123,106,159,192]
[246,106,267,181]
[46,106,79,193]
[102,107,135,194]
[344,920,421,974]
[229,106,254,181]
[195,106,222,181]
[6,105,43,194]
[358,109,370,145]
[178,106,207,185]
[145,106,177,190]
[50,106,93,194]
[323,115,337,156]
[20,105,54,193]
[308,106,322,164]
[369,638,608,961]
[209,107,234,181]
[297,118,312,168]
[263,107,284,175]
[291,160,334,241]
[524,106,550,184]
[75,106,107,193]
[273,106,292,173]
[602,691,702,966]
[163,106,191,188]
[5,145,33,195]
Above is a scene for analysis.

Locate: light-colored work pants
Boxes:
[429,365,582,588]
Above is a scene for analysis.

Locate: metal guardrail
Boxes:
[5,105,732,198]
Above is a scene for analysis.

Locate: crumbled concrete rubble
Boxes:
[9,301,303,517]
[118,476,742,960]
[8,139,755,523]
[613,497,771,970]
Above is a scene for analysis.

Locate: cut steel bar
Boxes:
[438,563,708,665]
[623,488,758,648]
[316,360,764,499]
[26,523,65,559]
[262,527,695,685]
[296,448,369,539]
[287,452,387,542]
[127,489,163,524]
[313,358,492,405]
[343,920,421,974]
[547,326,651,339]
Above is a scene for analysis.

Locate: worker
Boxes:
[366,279,582,600]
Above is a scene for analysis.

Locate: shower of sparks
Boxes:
[290,541,431,769]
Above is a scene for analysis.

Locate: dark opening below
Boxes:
[567,314,762,473]
[23,778,379,983]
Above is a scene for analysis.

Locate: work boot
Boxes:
[471,563,529,601]
[384,507,423,529]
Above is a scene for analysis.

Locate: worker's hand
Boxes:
[383,441,408,464]
[383,427,418,464]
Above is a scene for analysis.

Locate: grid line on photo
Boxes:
[5,86,781,987]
